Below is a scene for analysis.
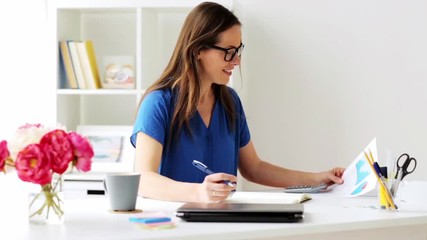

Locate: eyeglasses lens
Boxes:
[225,44,244,62]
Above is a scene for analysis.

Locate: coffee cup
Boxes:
[104,172,140,211]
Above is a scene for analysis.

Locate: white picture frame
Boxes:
[75,125,135,173]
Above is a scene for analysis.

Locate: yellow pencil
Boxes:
[369,150,393,209]
[363,150,397,210]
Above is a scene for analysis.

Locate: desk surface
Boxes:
[2,190,427,240]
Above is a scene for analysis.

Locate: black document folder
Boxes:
[175,202,304,222]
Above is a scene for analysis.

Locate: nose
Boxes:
[230,54,241,66]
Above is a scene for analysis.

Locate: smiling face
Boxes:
[198,24,242,86]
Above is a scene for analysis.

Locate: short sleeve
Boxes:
[130,90,171,147]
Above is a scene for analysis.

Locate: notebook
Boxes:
[175,202,304,222]
[225,191,312,204]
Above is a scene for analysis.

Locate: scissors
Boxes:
[394,153,417,181]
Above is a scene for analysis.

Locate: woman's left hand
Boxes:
[319,167,345,186]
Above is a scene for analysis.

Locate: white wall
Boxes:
[235,0,427,190]
[0,0,54,140]
[1,0,426,190]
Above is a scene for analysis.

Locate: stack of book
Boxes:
[58,40,102,89]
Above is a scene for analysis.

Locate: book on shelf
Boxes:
[58,41,78,89]
[67,41,87,89]
[75,40,102,89]
[85,41,102,89]
[225,191,311,204]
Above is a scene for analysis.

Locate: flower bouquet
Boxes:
[0,123,94,224]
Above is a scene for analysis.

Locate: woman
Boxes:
[131,2,344,203]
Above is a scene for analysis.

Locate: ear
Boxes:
[196,48,205,60]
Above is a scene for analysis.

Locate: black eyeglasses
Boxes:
[206,43,244,62]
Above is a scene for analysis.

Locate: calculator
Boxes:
[283,183,328,193]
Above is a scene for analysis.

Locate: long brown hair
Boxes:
[137,2,241,143]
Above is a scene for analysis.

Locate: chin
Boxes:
[210,73,230,86]
[217,77,230,86]
[215,82,229,86]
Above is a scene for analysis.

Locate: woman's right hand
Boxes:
[196,173,237,203]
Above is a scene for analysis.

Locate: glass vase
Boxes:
[28,175,64,224]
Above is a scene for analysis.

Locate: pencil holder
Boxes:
[377,180,398,212]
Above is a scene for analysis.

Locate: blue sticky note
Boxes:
[129,217,171,224]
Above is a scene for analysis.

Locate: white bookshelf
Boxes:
[49,0,233,131]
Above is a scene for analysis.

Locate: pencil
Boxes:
[363,150,397,210]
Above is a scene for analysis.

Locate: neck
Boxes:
[199,82,213,104]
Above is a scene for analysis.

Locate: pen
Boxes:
[373,162,392,208]
[192,160,235,187]
[373,162,386,182]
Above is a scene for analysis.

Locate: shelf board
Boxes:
[57,89,145,95]
[54,0,233,9]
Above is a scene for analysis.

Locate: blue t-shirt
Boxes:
[131,87,250,183]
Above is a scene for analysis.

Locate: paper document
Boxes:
[397,181,427,205]
[332,138,378,197]
[225,191,311,204]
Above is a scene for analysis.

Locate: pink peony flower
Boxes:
[1,124,95,223]
[0,140,10,172]
[68,132,94,172]
[40,129,74,174]
[1,123,93,187]
[15,144,52,185]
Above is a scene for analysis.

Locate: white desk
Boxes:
[3,190,427,240]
